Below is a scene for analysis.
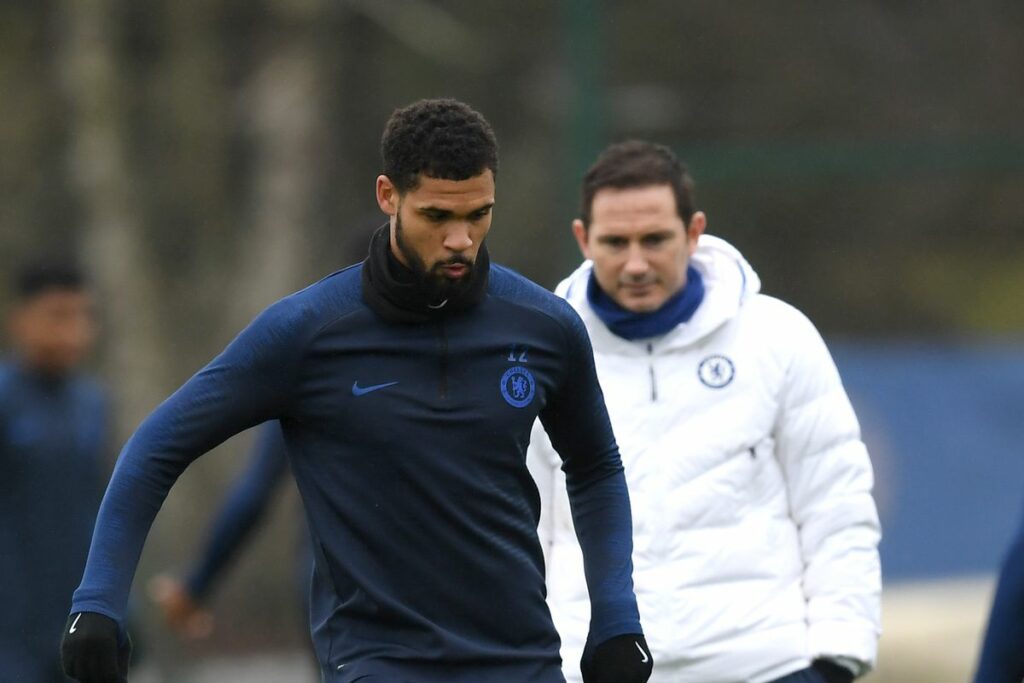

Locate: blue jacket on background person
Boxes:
[1,262,107,683]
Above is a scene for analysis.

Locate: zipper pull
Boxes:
[647,343,657,402]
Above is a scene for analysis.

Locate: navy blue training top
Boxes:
[1,359,108,681]
[71,263,640,683]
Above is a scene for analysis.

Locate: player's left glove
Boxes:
[580,633,653,683]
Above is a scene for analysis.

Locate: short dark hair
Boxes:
[580,140,695,227]
[381,98,499,194]
[14,260,88,301]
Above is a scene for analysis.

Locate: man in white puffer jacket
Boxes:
[529,141,881,683]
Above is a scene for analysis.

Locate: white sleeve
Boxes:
[773,310,882,672]
[526,418,562,560]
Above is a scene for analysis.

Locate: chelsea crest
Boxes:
[500,366,536,408]
[698,355,735,389]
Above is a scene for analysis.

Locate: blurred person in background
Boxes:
[1,261,107,683]
[973,503,1024,682]
[529,141,881,683]
[60,98,651,683]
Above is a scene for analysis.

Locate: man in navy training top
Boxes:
[61,98,652,683]
[973,502,1024,682]
[1,261,107,683]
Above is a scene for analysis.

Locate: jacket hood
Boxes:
[555,234,761,352]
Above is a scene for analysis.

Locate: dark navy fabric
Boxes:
[586,265,704,340]
[769,667,826,683]
[71,263,639,683]
[184,421,297,601]
[1,359,108,683]
[974,502,1024,683]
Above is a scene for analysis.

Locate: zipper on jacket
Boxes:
[647,343,657,402]
[437,320,449,399]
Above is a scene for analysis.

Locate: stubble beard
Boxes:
[395,211,475,303]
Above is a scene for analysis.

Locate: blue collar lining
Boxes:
[587,266,705,341]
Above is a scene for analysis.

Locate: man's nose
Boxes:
[443,223,473,252]
[623,244,649,276]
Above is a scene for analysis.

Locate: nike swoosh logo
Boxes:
[351,381,399,397]
[635,641,649,663]
[69,613,82,634]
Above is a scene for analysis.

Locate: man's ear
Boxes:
[572,219,591,260]
[686,211,707,255]
[376,175,398,216]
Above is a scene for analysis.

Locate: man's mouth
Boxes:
[441,264,469,279]
[622,282,655,295]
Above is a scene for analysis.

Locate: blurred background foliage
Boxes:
[4,1,1023,347]
[1,0,1022,678]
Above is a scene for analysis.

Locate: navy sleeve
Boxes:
[184,421,290,600]
[974,504,1024,683]
[539,309,641,645]
[71,299,313,623]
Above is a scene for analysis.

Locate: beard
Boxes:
[394,212,475,303]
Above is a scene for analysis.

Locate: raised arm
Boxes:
[62,300,312,682]
[71,302,307,622]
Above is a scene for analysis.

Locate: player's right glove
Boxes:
[580,633,654,683]
[61,611,131,683]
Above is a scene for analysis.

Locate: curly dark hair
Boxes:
[381,98,498,193]
[580,140,695,227]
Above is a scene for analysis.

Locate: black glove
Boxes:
[61,612,132,683]
[812,658,855,683]
[580,633,653,683]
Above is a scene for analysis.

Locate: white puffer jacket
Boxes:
[528,235,881,683]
